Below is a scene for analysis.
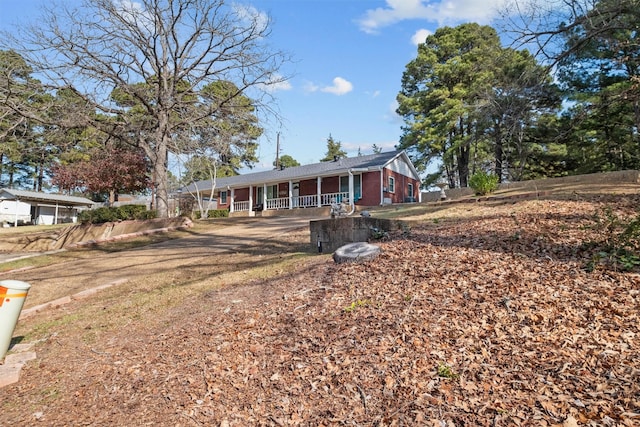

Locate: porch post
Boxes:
[229,188,235,213]
[55,202,59,225]
[263,183,267,209]
[249,185,253,212]
[288,180,293,209]
[316,177,322,207]
[14,199,18,227]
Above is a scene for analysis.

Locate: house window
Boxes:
[339,175,362,200]
[266,184,278,199]
[388,176,395,193]
[408,183,414,197]
[220,191,227,204]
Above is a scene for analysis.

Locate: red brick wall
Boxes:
[234,188,249,201]
[383,169,420,203]
[359,171,382,206]
[299,179,317,196]
[277,183,289,197]
[321,176,339,193]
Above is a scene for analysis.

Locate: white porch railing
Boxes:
[296,194,318,208]
[266,197,289,210]
[230,191,350,213]
[233,200,250,212]
[320,192,349,206]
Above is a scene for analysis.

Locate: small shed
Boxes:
[0,189,96,226]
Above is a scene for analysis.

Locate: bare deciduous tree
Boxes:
[0,0,290,217]
[501,0,639,66]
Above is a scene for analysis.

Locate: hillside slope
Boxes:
[0,190,638,426]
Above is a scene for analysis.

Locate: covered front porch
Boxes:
[231,191,350,213]
[222,174,364,215]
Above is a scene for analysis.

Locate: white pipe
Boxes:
[347,170,356,215]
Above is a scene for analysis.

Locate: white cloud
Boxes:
[411,28,432,45]
[385,99,403,124]
[303,81,320,93]
[357,0,508,34]
[261,73,292,93]
[117,0,143,14]
[303,77,354,95]
[116,0,154,31]
[232,3,270,33]
[320,77,353,96]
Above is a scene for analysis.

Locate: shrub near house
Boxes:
[79,205,157,224]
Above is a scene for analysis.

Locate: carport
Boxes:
[0,189,96,226]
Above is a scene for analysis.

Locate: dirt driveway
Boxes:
[0,215,320,310]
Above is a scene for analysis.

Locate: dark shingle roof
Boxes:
[185,150,417,192]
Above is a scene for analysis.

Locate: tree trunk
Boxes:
[457,118,470,188]
[37,152,45,191]
[142,110,171,218]
[154,161,169,218]
[151,131,170,219]
[457,144,470,188]
[8,162,14,188]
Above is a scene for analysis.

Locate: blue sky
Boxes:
[0,0,509,175]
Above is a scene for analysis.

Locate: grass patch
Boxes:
[19,313,82,342]
[91,231,185,252]
[0,230,192,272]
[344,299,371,313]
[14,248,319,345]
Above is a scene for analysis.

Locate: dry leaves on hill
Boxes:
[2,197,639,426]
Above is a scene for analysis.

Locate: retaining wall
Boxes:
[422,170,640,202]
[310,216,403,254]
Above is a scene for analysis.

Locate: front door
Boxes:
[292,182,299,207]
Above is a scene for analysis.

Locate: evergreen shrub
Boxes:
[469,171,499,196]
[194,209,229,219]
[78,205,156,224]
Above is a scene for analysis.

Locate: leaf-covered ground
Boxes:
[2,195,639,426]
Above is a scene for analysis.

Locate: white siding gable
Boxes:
[386,156,414,177]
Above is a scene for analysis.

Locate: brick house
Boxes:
[183,150,422,216]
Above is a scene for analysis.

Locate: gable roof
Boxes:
[0,188,96,207]
[186,150,420,192]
